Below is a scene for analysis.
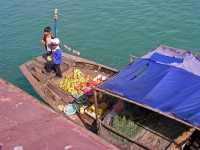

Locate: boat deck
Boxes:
[19,53,118,133]
[0,77,119,150]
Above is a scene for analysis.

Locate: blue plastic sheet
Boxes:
[150,52,183,63]
[99,45,200,127]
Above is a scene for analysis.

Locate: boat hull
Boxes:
[19,52,118,132]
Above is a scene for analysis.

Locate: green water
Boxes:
[1,1,200,100]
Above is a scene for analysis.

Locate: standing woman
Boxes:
[44,38,63,78]
[40,26,54,56]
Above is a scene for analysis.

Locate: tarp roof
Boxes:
[99,45,200,128]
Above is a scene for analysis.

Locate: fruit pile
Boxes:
[79,93,119,119]
[86,102,108,118]
[88,96,95,104]
[58,69,103,97]
[79,105,87,114]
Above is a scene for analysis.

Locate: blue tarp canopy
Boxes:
[99,45,200,128]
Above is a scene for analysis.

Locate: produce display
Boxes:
[83,93,118,118]
[108,102,158,142]
[58,69,104,97]
[58,70,119,120]
[86,103,108,118]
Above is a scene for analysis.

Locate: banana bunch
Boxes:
[58,69,87,96]
[73,69,82,79]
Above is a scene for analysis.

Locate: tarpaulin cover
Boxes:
[99,45,200,127]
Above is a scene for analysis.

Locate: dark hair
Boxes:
[44,26,51,32]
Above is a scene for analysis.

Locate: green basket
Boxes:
[63,104,77,115]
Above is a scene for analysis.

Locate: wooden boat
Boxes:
[19,52,118,132]
[20,43,200,150]
[20,51,196,150]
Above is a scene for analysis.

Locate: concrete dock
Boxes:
[0,77,119,150]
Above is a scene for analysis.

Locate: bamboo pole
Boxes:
[93,89,100,130]
[129,55,138,63]
[130,55,133,63]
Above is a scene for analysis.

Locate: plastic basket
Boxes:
[63,104,77,115]
[75,94,88,104]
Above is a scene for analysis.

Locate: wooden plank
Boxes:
[74,62,117,75]
[43,82,97,132]
[62,53,118,72]
[60,62,70,72]
[34,55,70,73]
[19,65,50,103]
[168,128,195,150]
[25,63,47,82]
[45,81,74,104]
